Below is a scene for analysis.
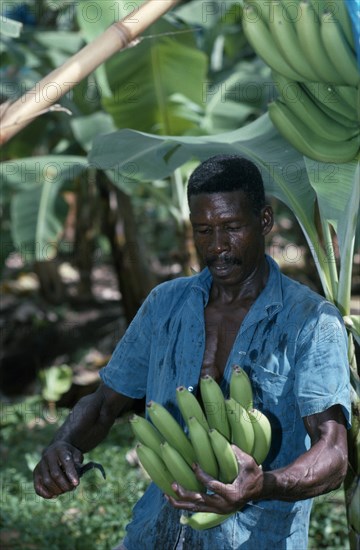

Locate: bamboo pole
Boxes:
[0,0,180,145]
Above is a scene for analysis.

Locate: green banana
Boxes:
[130,414,164,457]
[281,0,304,22]
[176,386,209,432]
[243,0,272,24]
[136,443,177,498]
[160,441,204,492]
[180,511,234,530]
[334,0,355,49]
[295,1,345,84]
[303,82,358,124]
[320,13,360,87]
[229,365,253,409]
[188,416,219,479]
[268,1,319,82]
[225,398,255,454]
[335,85,358,112]
[272,72,359,141]
[247,409,272,465]
[242,6,306,82]
[268,100,360,163]
[208,429,239,484]
[308,0,332,17]
[147,401,196,467]
[200,375,231,440]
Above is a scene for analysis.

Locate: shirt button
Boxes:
[187,386,194,392]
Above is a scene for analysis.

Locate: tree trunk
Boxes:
[74,169,98,300]
[100,175,155,324]
[34,260,65,304]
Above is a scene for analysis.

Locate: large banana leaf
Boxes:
[89,113,336,293]
[305,159,360,313]
[1,156,88,260]
[76,1,208,134]
[102,26,208,134]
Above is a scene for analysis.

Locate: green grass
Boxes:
[0,400,349,549]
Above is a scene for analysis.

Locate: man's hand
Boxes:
[169,405,348,512]
[33,442,84,499]
[167,446,263,514]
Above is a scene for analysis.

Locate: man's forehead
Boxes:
[189,191,254,224]
[189,190,249,210]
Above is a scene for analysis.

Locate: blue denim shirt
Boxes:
[100,255,351,550]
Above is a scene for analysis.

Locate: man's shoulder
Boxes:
[280,271,322,301]
[279,270,341,317]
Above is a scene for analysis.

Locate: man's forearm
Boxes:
[49,384,133,454]
[260,433,348,502]
[50,393,113,453]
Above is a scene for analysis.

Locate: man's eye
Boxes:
[225,225,242,231]
[196,228,210,235]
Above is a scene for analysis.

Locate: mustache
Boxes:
[206,253,242,267]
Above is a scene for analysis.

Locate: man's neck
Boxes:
[209,258,269,306]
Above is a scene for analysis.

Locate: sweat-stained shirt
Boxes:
[100,254,351,550]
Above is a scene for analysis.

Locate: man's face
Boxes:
[189,190,273,287]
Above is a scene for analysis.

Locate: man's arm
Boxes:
[260,405,348,501]
[168,405,348,513]
[33,383,134,499]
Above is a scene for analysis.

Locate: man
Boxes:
[34,155,350,549]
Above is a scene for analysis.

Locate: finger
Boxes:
[168,493,232,514]
[45,455,78,493]
[33,468,58,499]
[191,463,216,485]
[231,445,257,467]
[58,451,81,487]
[34,461,70,497]
[170,482,203,501]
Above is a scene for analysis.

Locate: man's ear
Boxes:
[261,205,274,236]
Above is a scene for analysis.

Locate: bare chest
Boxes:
[201,304,248,383]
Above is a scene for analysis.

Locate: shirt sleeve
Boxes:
[99,289,156,399]
[294,301,351,428]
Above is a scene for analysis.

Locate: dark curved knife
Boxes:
[75,461,106,480]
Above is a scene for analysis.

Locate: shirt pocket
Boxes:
[251,363,296,433]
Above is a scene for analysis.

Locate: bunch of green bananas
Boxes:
[130,366,272,531]
[242,0,360,163]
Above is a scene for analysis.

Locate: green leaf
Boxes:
[33,31,83,54]
[1,156,88,261]
[344,315,360,345]
[71,112,116,152]
[39,365,73,402]
[0,15,23,38]
[102,30,208,135]
[305,159,360,312]
[174,0,225,28]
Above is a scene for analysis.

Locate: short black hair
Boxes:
[187,154,265,215]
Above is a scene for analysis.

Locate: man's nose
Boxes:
[209,229,230,254]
